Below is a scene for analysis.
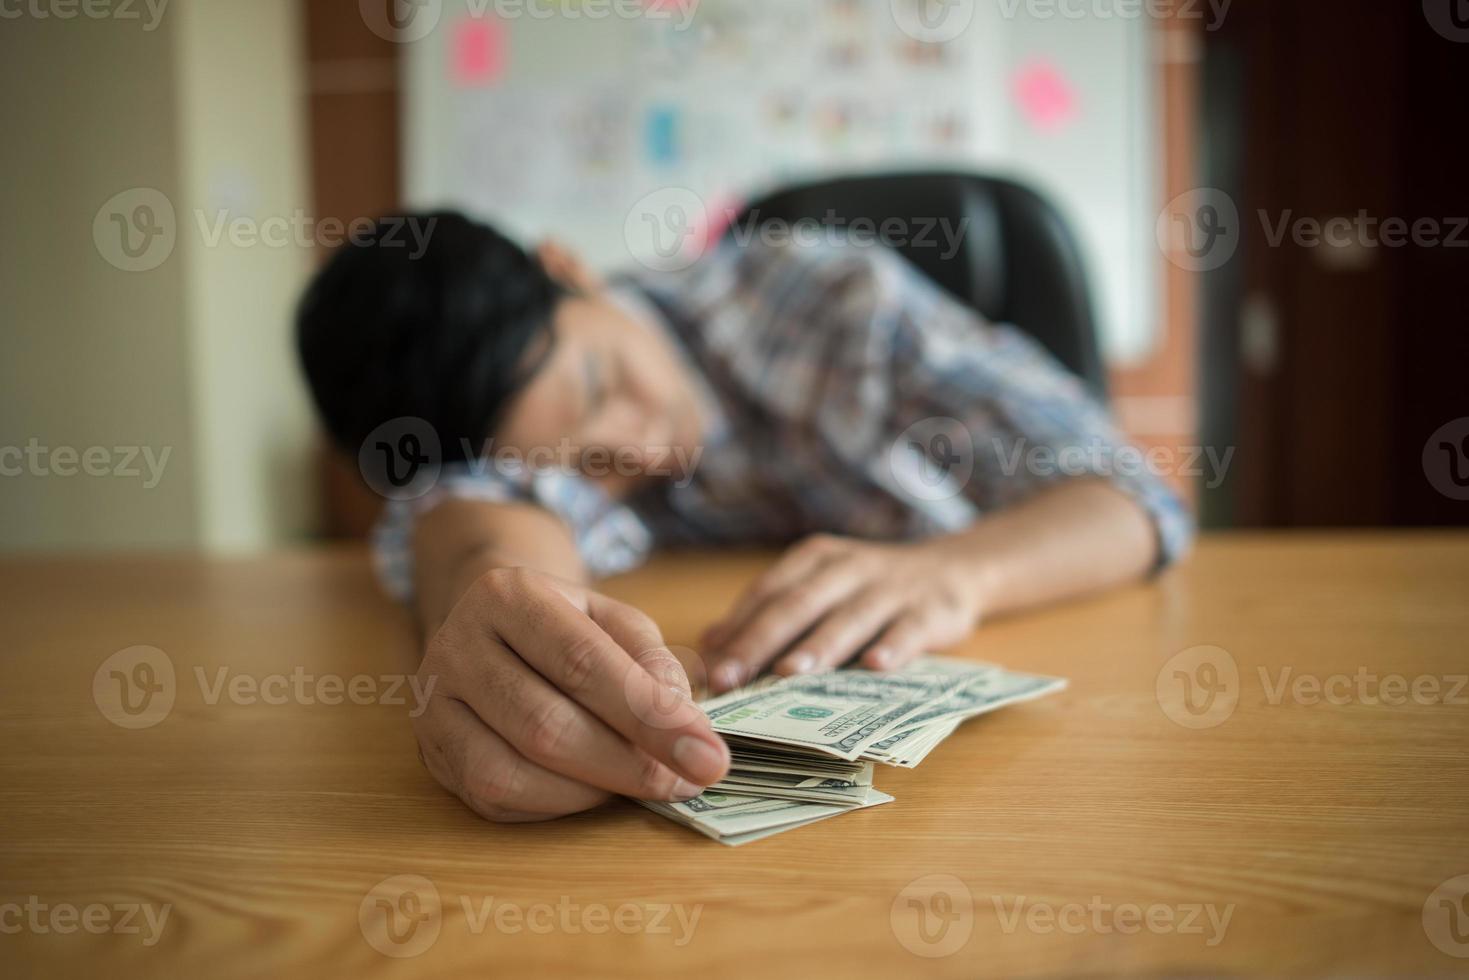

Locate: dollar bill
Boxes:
[637,656,1064,844]
[860,671,1066,761]
[712,790,895,847]
[700,668,975,760]
[712,764,875,805]
[701,657,1063,761]
[639,789,895,847]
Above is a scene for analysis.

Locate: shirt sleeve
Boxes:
[755,240,1194,571]
[371,462,655,603]
[880,250,1195,570]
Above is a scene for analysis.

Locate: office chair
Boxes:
[730,172,1108,400]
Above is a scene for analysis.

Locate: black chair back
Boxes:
[731,172,1108,400]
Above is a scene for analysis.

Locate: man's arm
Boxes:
[932,475,1159,617]
[412,498,587,637]
[702,478,1159,691]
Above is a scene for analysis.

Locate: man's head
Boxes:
[296,212,705,489]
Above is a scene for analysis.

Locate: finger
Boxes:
[417,696,611,822]
[588,593,694,703]
[706,561,864,692]
[485,572,730,787]
[448,647,708,801]
[703,537,837,647]
[775,591,902,676]
[536,240,601,292]
[702,537,838,649]
[587,594,726,774]
[860,612,933,672]
[536,240,574,280]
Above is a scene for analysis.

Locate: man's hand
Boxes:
[413,566,731,823]
[700,535,985,693]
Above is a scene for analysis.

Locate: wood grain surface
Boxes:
[2,533,1467,978]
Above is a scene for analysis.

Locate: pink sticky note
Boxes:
[698,193,743,247]
[1014,60,1078,133]
[452,18,506,87]
[671,193,743,263]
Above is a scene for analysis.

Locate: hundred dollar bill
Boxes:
[699,667,979,760]
[722,746,868,775]
[639,789,895,846]
[713,790,894,847]
[860,670,1067,762]
[700,656,1063,761]
[638,656,1063,843]
[712,765,874,806]
[723,761,874,788]
[641,790,855,837]
[863,719,959,767]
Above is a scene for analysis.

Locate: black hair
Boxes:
[295,211,562,463]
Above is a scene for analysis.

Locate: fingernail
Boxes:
[673,735,729,784]
[670,778,704,802]
[786,651,817,674]
[869,647,896,670]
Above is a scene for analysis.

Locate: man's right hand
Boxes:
[412,566,730,822]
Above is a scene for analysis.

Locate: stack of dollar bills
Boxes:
[638,656,1065,846]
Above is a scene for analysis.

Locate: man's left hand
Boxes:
[700,535,986,693]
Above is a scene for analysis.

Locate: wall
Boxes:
[401,0,1162,367]
[0,11,198,550]
[175,0,317,552]
[0,0,316,553]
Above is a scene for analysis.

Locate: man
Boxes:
[297,211,1192,823]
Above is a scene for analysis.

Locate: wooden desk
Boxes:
[2,534,1467,978]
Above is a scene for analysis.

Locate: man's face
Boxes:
[492,293,707,497]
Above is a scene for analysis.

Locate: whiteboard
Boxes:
[403,0,1159,364]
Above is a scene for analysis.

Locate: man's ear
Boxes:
[536,239,603,294]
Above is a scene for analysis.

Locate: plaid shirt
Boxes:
[375,238,1193,600]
